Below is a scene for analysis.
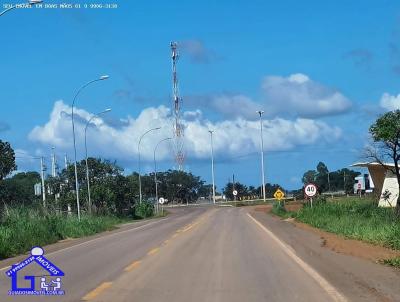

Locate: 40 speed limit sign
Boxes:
[304,183,317,198]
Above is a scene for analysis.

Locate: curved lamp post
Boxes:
[71,75,109,221]
[257,110,266,203]
[0,0,43,17]
[84,108,111,215]
[138,127,161,204]
[154,137,172,213]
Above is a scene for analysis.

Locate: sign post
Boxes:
[232,190,238,204]
[273,188,285,206]
[304,183,317,208]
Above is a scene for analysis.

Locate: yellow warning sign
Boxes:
[273,189,285,201]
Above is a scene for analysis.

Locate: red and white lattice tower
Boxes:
[171,42,185,170]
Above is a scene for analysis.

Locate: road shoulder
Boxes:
[247,206,400,302]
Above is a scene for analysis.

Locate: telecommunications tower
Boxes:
[171,42,185,170]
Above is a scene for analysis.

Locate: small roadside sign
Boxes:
[357,183,362,190]
[304,183,317,198]
[158,197,165,204]
[232,190,238,196]
[273,189,285,201]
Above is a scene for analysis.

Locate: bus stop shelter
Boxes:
[351,162,399,207]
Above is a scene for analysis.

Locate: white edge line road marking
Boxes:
[247,213,348,302]
[0,217,169,272]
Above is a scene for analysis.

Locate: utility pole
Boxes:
[138,127,161,204]
[328,172,331,192]
[233,173,236,202]
[154,137,172,213]
[40,156,46,207]
[257,110,266,203]
[64,154,68,170]
[51,147,55,177]
[343,171,346,193]
[209,130,216,204]
[51,147,59,203]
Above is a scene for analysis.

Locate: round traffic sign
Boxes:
[232,190,238,196]
[304,183,317,197]
[158,197,165,204]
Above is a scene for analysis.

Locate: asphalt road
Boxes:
[0,206,207,302]
[1,206,399,301]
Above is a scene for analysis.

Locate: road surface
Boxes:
[0,206,399,301]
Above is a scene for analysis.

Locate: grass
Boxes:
[382,257,400,268]
[282,197,400,251]
[0,206,131,260]
[271,202,293,218]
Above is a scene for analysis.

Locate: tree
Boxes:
[223,182,248,200]
[302,163,359,193]
[302,170,317,184]
[0,140,17,180]
[316,162,329,175]
[368,110,400,211]
[0,172,40,206]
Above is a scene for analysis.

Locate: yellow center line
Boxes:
[82,282,113,301]
[163,239,170,245]
[147,247,160,256]
[124,260,141,272]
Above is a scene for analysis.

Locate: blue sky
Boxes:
[1,0,400,190]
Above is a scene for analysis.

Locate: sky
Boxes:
[1,0,400,191]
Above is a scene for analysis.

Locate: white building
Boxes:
[351,162,399,207]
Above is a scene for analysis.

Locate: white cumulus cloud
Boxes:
[28,100,342,163]
[379,93,400,111]
[261,73,352,118]
[186,73,352,120]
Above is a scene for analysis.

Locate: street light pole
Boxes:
[84,108,111,215]
[154,137,172,213]
[138,127,161,204]
[71,75,109,221]
[209,130,216,204]
[257,110,266,203]
[0,0,43,17]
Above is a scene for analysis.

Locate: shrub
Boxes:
[271,202,290,218]
[135,201,154,219]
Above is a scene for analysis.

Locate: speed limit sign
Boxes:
[304,183,317,197]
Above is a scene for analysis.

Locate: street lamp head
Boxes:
[104,108,112,112]
[155,127,161,130]
[257,110,265,116]
[208,130,214,134]
[29,0,43,4]
[99,75,109,80]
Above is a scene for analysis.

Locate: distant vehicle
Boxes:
[354,174,374,194]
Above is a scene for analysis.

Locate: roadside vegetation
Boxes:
[272,197,400,267]
[0,205,125,259]
[296,198,400,250]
